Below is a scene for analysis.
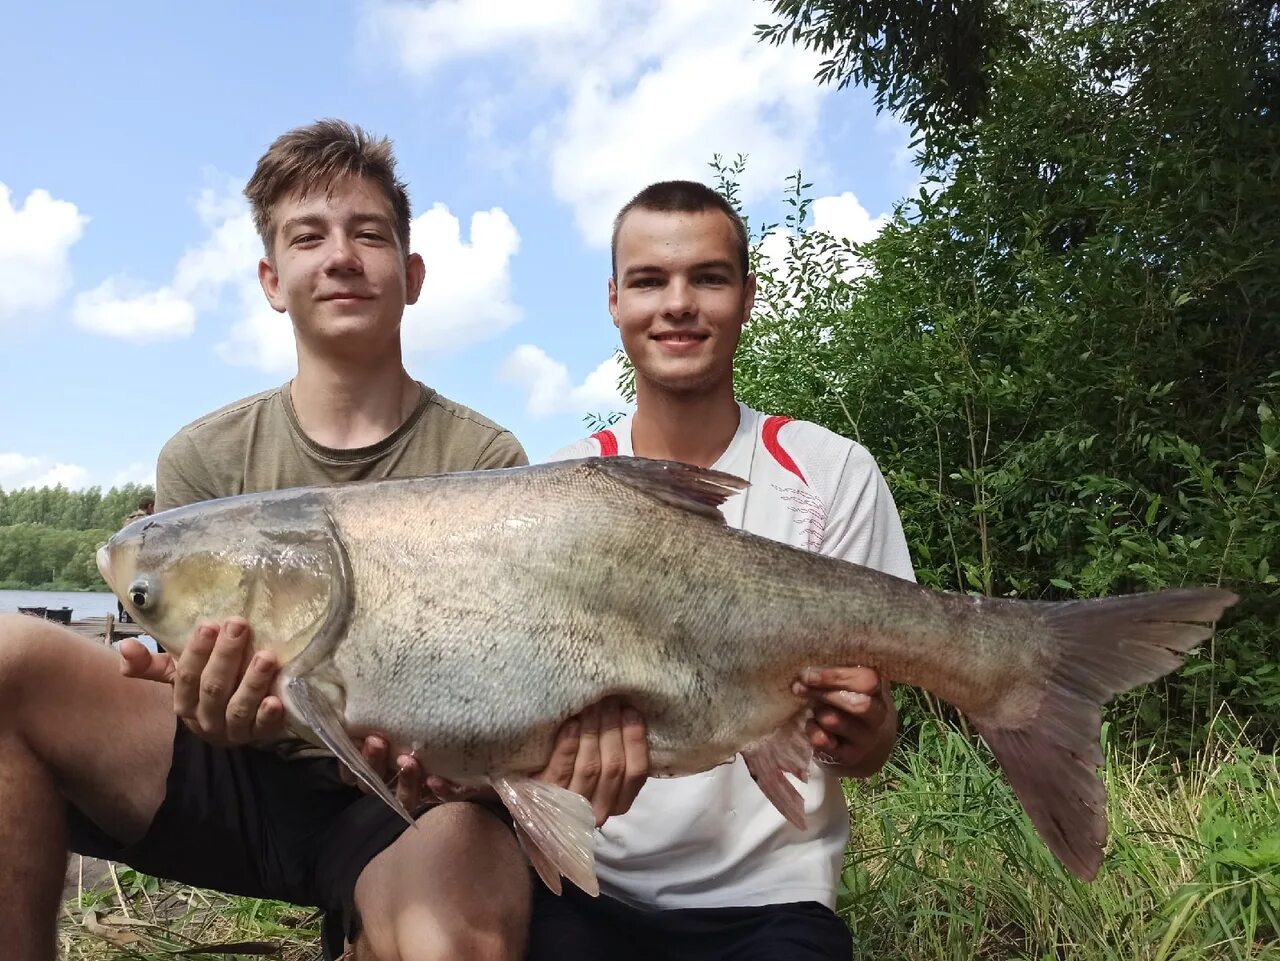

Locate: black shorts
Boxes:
[65,721,415,951]
[526,882,853,961]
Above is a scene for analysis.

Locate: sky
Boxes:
[0,0,918,492]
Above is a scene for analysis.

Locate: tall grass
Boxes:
[839,712,1280,960]
[62,714,1277,960]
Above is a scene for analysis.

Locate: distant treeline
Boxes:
[0,483,154,590]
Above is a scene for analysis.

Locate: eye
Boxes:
[127,577,155,610]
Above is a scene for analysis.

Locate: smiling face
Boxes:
[610,206,755,399]
[258,175,425,360]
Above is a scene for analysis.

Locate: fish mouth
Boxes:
[96,545,113,589]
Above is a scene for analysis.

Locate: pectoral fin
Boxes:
[741,710,814,831]
[282,675,416,829]
[492,776,599,897]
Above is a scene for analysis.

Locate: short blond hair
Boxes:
[244,119,412,256]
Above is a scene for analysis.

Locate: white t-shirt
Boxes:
[548,403,916,911]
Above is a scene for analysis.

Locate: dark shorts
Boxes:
[65,721,416,954]
[527,883,853,961]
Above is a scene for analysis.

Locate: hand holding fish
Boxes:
[792,666,898,778]
[347,698,651,827]
[120,619,287,746]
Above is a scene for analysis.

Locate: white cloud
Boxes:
[502,346,627,418]
[214,289,296,373]
[401,204,522,353]
[72,280,196,342]
[364,0,830,246]
[110,461,156,488]
[758,190,888,282]
[0,183,88,321]
[0,452,90,491]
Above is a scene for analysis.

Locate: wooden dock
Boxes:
[69,615,148,644]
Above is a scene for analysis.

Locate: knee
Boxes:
[361,916,524,961]
[0,615,79,721]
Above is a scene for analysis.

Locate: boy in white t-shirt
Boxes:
[528,181,915,959]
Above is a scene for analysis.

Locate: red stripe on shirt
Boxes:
[762,416,806,484]
[591,430,619,457]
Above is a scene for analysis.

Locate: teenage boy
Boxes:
[532,180,915,960]
[0,120,646,961]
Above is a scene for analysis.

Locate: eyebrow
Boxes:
[278,212,395,236]
[622,259,738,281]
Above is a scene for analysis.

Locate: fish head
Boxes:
[97,491,348,664]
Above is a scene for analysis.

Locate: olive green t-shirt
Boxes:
[153,380,527,764]
[156,381,527,512]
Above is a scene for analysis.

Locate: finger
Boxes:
[568,703,602,803]
[252,695,286,740]
[194,620,252,736]
[172,624,218,720]
[798,666,882,694]
[806,718,839,756]
[538,718,581,789]
[591,698,625,825]
[616,706,649,815]
[813,688,877,716]
[395,755,423,811]
[119,639,175,683]
[224,650,279,744]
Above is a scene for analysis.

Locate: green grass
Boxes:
[838,713,1279,960]
[61,715,1278,960]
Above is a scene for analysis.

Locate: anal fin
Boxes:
[492,775,599,896]
[282,675,416,829]
[741,710,814,831]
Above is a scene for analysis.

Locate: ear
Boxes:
[405,253,426,306]
[259,257,288,314]
[742,272,757,321]
[608,276,620,329]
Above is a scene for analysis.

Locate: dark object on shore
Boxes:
[45,607,73,624]
[18,606,47,618]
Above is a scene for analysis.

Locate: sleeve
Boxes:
[544,437,601,464]
[154,431,221,512]
[474,430,530,470]
[819,442,916,582]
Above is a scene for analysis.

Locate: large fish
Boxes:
[97,457,1235,893]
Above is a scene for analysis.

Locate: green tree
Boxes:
[739,0,1278,746]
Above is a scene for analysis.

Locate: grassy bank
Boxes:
[62,718,1277,960]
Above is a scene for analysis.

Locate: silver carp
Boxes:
[97,457,1236,893]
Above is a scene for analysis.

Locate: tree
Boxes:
[741,0,1279,745]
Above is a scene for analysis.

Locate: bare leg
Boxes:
[0,615,176,961]
[353,803,532,961]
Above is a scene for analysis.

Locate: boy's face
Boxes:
[610,207,754,398]
[258,176,424,359]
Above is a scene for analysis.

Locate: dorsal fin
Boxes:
[589,456,749,523]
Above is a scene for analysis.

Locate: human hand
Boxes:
[792,666,897,778]
[536,697,649,827]
[142,619,286,746]
[339,737,492,811]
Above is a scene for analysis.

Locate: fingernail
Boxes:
[791,681,806,697]
[800,668,820,684]
[226,622,245,640]
[564,720,580,738]
[839,692,871,707]
[622,708,642,725]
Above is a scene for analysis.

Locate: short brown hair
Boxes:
[244,119,412,257]
[611,181,749,281]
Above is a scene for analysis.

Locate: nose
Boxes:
[323,234,363,274]
[661,277,695,319]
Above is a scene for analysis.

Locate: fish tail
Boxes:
[974,586,1236,881]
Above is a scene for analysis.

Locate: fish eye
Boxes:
[127,577,155,610]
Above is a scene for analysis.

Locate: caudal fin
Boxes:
[975,587,1237,881]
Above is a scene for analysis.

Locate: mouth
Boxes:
[651,331,709,352]
[319,293,374,303]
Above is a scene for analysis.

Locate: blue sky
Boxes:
[0,0,917,491]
